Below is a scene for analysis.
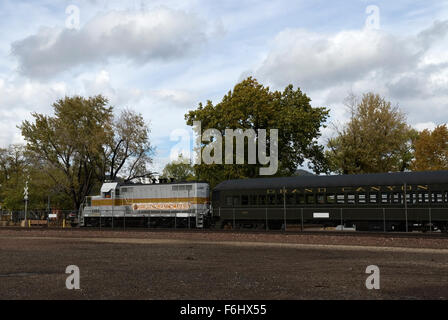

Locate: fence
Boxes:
[2,206,446,233]
[0,210,76,228]
[214,206,447,233]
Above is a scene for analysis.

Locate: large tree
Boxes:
[161,154,195,181]
[20,95,153,209]
[326,93,416,174]
[100,109,154,182]
[411,125,448,171]
[185,77,329,187]
[0,145,72,210]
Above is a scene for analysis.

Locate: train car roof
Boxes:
[213,171,448,191]
[115,181,208,187]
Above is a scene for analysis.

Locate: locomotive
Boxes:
[79,170,448,232]
[80,181,210,228]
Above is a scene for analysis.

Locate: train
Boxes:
[80,181,210,228]
[79,170,448,232]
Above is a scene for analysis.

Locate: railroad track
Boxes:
[2,225,448,239]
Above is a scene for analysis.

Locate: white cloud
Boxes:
[414,122,437,132]
[11,7,211,79]
[0,77,69,147]
[254,20,448,130]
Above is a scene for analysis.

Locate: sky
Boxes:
[0,0,447,173]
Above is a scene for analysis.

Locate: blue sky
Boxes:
[0,0,447,173]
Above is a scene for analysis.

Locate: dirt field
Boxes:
[1,228,448,300]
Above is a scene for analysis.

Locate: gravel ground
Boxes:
[1,228,448,300]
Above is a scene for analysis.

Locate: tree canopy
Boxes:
[326,93,416,174]
[19,95,153,209]
[411,125,448,171]
[185,77,329,187]
[161,154,195,181]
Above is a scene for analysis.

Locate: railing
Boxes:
[214,206,448,232]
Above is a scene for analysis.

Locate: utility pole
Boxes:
[404,183,408,233]
[23,179,29,227]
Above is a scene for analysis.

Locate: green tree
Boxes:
[20,95,153,209]
[161,154,195,181]
[185,77,329,187]
[326,93,416,174]
[100,109,154,182]
[0,145,71,210]
[411,125,448,171]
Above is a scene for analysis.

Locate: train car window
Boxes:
[317,194,325,204]
[416,193,422,203]
[347,194,355,204]
[233,196,240,206]
[405,193,411,203]
[417,193,429,203]
[115,189,120,197]
[249,195,258,205]
[276,193,284,204]
[445,192,448,203]
[241,195,249,206]
[286,194,296,205]
[358,194,366,204]
[297,194,305,204]
[327,194,335,204]
[172,186,179,191]
[431,192,442,203]
[381,193,389,203]
[306,194,315,204]
[267,194,276,205]
[259,195,267,205]
[337,194,345,204]
[185,185,193,191]
[369,193,377,203]
[226,196,233,206]
[392,193,401,204]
